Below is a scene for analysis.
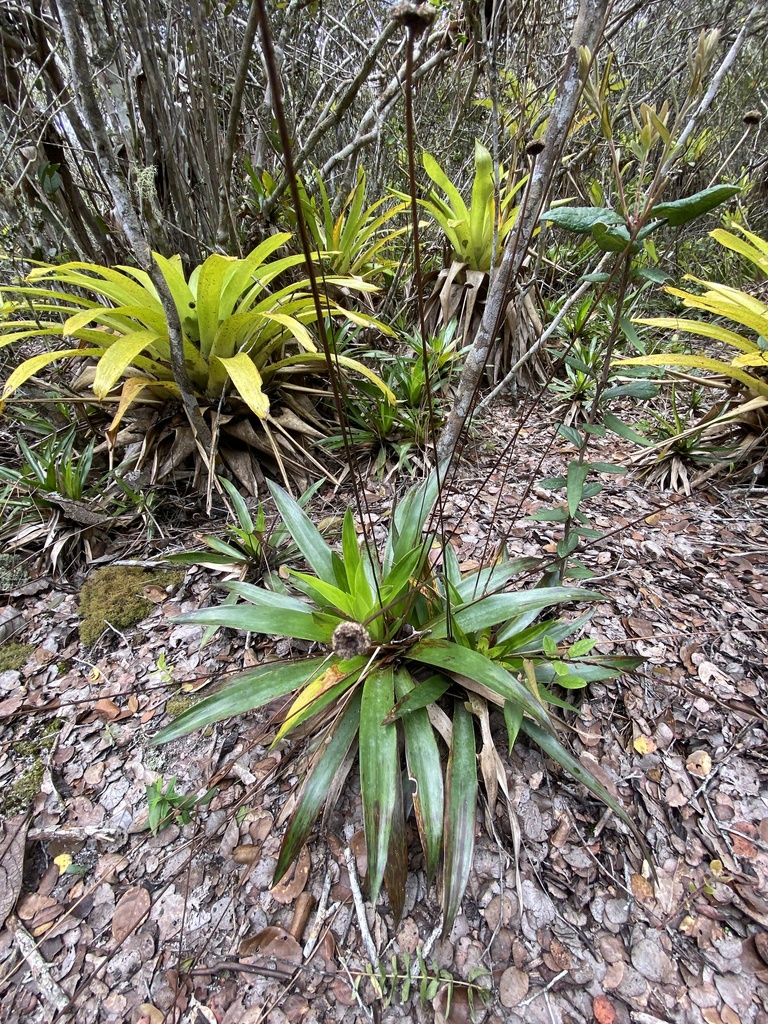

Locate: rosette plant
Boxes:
[0,234,394,437]
[154,470,643,931]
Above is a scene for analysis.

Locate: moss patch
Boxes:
[0,759,44,817]
[1,720,62,818]
[79,566,184,646]
[165,692,203,719]
[0,642,34,672]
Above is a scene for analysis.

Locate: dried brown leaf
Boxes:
[498,966,529,1007]
[112,886,150,943]
[0,814,29,926]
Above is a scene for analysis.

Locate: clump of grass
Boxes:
[79,566,184,645]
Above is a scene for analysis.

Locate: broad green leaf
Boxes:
[566,460,590,517]
[153,656,328,744]
[408,639,553,732]
[262,311,317,352]
[710,227,768,272]
[274,689,361,883]
[614,354,768,398]
[526,508,569,523]
[173,601,335,642]
[429,586,598,639]
[652,184,740,226]
[275,659,363,741]
[602,411,653,446]
[632,315,755,353]
[264,353,396,404]
[503,701,523,751]
[423,152,470,231]
[2,348,105,402]
[383,764,408,923]
[540,206,625,233]
[591,222,634,253]
[268,480,336,581]
[217,353,270,417]
[441,699,477,937]
[220,476,255,533]
[195,254,235,359]
[359,666,398,904]
[455,557,540,602]
[385,673,450,723]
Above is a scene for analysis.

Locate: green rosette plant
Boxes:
[153,471,644,931]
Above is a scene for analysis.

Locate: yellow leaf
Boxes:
[633,735,657,755]
[217,353,270,418]
[274,663,348,742]
[54,853,72,873]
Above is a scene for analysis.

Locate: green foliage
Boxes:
[145,776,216,835]
[400,141,527,272]
[324,321,464,476]
[619,226,768,399]
[79,565,184,646]
[365,949,491,1013]
[531,425,628,580]
[297,166,408,281]
[154,472,644,931]
[0,238,395,430]
[163,476,324,577]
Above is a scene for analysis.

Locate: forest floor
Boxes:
[0,398,767,1024]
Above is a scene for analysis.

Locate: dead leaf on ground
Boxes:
[686,750,712,778]
[593,994,617,1024]
[498,966,529,1007]
[270,844,310,903]
[112,886,151,943]
[0,814,29,926]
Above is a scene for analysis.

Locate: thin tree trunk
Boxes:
[53,0,212,453]
[436,0,609,462]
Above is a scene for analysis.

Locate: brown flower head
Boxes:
[390,1,436,36]
[332,621,371,660]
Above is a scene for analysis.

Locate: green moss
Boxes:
[0,642,34,672]
[165,692,203,718]
[0,758,43,817]
[79,566,184,646]
[11,719,62,758]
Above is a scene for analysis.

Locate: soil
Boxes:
[0,399,766,1024]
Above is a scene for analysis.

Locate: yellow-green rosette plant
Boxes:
[0,234,395,436]
[616,226,768,399]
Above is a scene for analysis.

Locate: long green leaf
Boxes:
[268,479,336,581]
[408,639,553,732]
[359,666,398,904]
[274,689,362,884]
[442,699,477,937]
[429,587,600,639]
[153,656,328,744]
[520,719,648,857]
[173,602,335,642]
[395,669,444,886]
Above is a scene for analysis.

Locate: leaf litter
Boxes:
[0,401,765,1023]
